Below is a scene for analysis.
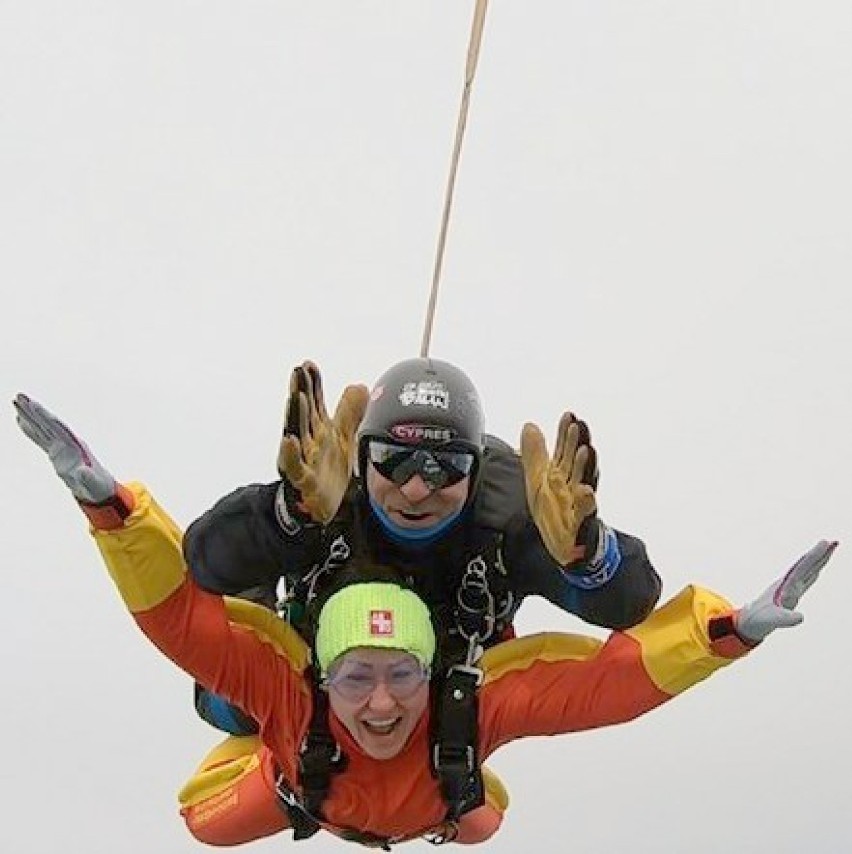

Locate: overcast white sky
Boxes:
[2,2,851,852]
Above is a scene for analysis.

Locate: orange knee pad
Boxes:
[178,736,288,846]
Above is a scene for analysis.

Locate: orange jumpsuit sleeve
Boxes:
[477,585,749,756]
[89,482,311,740]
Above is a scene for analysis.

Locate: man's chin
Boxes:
[389,511,439,529]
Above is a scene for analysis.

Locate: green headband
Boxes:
[315,582,436,677]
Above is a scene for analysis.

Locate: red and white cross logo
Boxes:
[369,609,395,637]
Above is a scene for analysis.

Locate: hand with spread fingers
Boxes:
[276,361,369,525]
[521,412,599,566]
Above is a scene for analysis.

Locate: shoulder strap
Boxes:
[298,670,348,821]
[274,667,348,840]
[276,678,400,849]
[279,662,483,841]
[431,663,485,821]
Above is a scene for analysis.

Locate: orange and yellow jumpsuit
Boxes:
[92,484,752,846]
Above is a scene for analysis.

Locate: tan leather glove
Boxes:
[276,361,369,524]
[520,411,598,566]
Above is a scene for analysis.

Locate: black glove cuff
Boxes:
[708,613,759,657]
[78,484,135,531]
[563,521,623,590]
[575,515,600,558]
[274,481,317,535]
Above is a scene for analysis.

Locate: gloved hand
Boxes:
[276,361,369,525]
[735,540,838,643]
[13,393,117,503]
[520,411,598,566]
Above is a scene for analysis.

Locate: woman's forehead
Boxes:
[339,647,418,667]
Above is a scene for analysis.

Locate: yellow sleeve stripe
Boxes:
[480,586,738,697]
[222,597,311,674]
[625,585,736,695]
[91,482,186,612]
[481,632,604,686]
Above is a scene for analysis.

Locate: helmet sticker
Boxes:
[399,381,450,410]
[390,423,456,443]
[370,384,385,402]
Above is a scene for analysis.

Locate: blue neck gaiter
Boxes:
[369,495,464,548]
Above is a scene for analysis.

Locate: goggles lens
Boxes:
[325,657,430,703]
[368,440,475,490]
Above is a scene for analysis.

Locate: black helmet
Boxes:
[356,357,485,483]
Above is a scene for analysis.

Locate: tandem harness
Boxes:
[272,529,512,847]
[273,657,484,849]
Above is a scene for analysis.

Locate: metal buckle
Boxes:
[424,820,460,845]
[432,742,475,774]
[274,772,299,806]
[456,555,496,643]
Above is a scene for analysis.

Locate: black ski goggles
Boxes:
[367,439,476,490]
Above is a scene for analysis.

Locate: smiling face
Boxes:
[326,647,430,760]
[366,463,470,530]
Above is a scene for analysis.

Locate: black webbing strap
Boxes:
[274,671,347,841]
[274,773,323,841]
[299,674,347,820]
[275,774,397,849]
[432,664,484,821]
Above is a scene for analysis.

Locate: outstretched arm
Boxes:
[479,540,837,754]
[13,394,311,736]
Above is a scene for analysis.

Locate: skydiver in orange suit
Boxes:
[14,393,838,847]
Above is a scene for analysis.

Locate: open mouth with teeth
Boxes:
[362,716,403,736]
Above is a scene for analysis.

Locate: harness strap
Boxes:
[432,664,484,821]
[274,773,323,841]
[454,531,516,647]
[423,821,460,846]
[272,676,349,842]
[275,770,395,850]
[299,673,347,819]
[455,555,495,641]
[272,522,504,840]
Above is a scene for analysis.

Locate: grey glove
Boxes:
[13,393,116,503]
[735,540,838,643]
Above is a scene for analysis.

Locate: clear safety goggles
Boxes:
[324,656,431,703]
